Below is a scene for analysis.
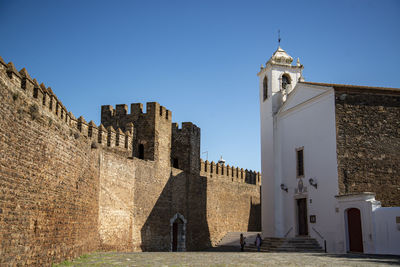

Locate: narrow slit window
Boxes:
[296,148,304,177]
[263,76,268,101]
[33,87,38,98]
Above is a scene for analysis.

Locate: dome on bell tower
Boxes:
[267,46,293,66]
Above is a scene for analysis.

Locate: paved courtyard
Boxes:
[54,252,400,266]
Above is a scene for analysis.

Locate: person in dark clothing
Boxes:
[255,233,262,252]
[240,233,246,252]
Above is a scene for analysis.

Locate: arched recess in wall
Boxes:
[263,76,268,101]
[345,208,364,253]
[139,144,144,159]
[281,73,292,91]
[170,213,187,252]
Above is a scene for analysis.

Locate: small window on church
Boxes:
[263,76,268,101]
[282,74,291,90]
[139,144,144,159]
[296,148,304,177]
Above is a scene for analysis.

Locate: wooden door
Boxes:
[297,198,308,236]
[347,208,363,253]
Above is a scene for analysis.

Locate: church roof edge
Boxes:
[300,81,400,94]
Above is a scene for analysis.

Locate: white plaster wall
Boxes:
[373,207,400,255]
[277,88,343,252]
[336,194,379,254]
[259,63,303,238]
[259,69,277,237]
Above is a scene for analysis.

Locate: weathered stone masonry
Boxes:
[0,56,261,266]
[335,86,400,206]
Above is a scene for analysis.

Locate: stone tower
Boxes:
[101,102,172,166]
[258,46,303,237]
[171,122,201,174]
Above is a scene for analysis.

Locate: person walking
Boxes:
[240,233,246,252]
[255,233,262,252]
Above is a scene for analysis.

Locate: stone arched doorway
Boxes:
[170,213,187,252]
[346,208,364,253]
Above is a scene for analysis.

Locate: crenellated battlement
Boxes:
[101,101,173,162]
[172,122,201,135]
[0,56,132,155]
[200,159,261,186]
[0,56,262,183]
[171,122,201,173]
[101,102,171,130]
[0,55,261,265]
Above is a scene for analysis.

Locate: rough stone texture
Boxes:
[0,63,100,266]
[200,162,261,245]
[171,122,201,174]
[0,58,261,266]
[335,87,400,206]
[101,102,172,163]
[98,151,135,251]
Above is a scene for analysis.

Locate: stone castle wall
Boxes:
[200,161,261,245]
[335,87,400,206]
[0,57,261,266]
[0,61,103,266]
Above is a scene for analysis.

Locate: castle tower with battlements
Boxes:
[101,102,172,166]
[0,55,262,266]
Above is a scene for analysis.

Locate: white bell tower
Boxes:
[258,46,303,237]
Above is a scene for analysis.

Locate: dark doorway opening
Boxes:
[138,144,144,159]
[173,158,179,169]
[347,208,364,253]
[172,218,184,252]
[297,198,308,236]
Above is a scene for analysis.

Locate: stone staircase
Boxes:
[206,232,260,252]
[207,232,324,253]
[246,236,324,253]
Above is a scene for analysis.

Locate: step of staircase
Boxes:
[246,236,324,253]
[207,233,324,253]
[216,232,260,247]
[205,232,260,252]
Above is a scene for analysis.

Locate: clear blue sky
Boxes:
[1,0,399,171]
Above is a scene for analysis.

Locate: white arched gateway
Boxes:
[170,213,187,252]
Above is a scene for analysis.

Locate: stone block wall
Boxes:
[101,102,172,164]
[200,161,261,245]
[335,88,400,206]
[0,62,101,266]
[171,122,201,174]
[0,56,261,266]
[98,151,136,251]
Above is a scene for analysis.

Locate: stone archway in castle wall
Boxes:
[170,213,187,252]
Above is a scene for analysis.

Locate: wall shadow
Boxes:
[140,171,211,251]
[248,201,261,231]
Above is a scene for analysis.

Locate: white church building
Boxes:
[259,46,400,254]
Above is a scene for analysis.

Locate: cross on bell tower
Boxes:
[278,30,281,46]
[258,44,304,237]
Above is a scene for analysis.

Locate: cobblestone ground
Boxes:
[53,252,400,267]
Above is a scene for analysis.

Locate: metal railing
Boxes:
[284,227,293,238]
[311,227,326,253]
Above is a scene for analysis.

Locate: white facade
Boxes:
[259,47,400,255]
